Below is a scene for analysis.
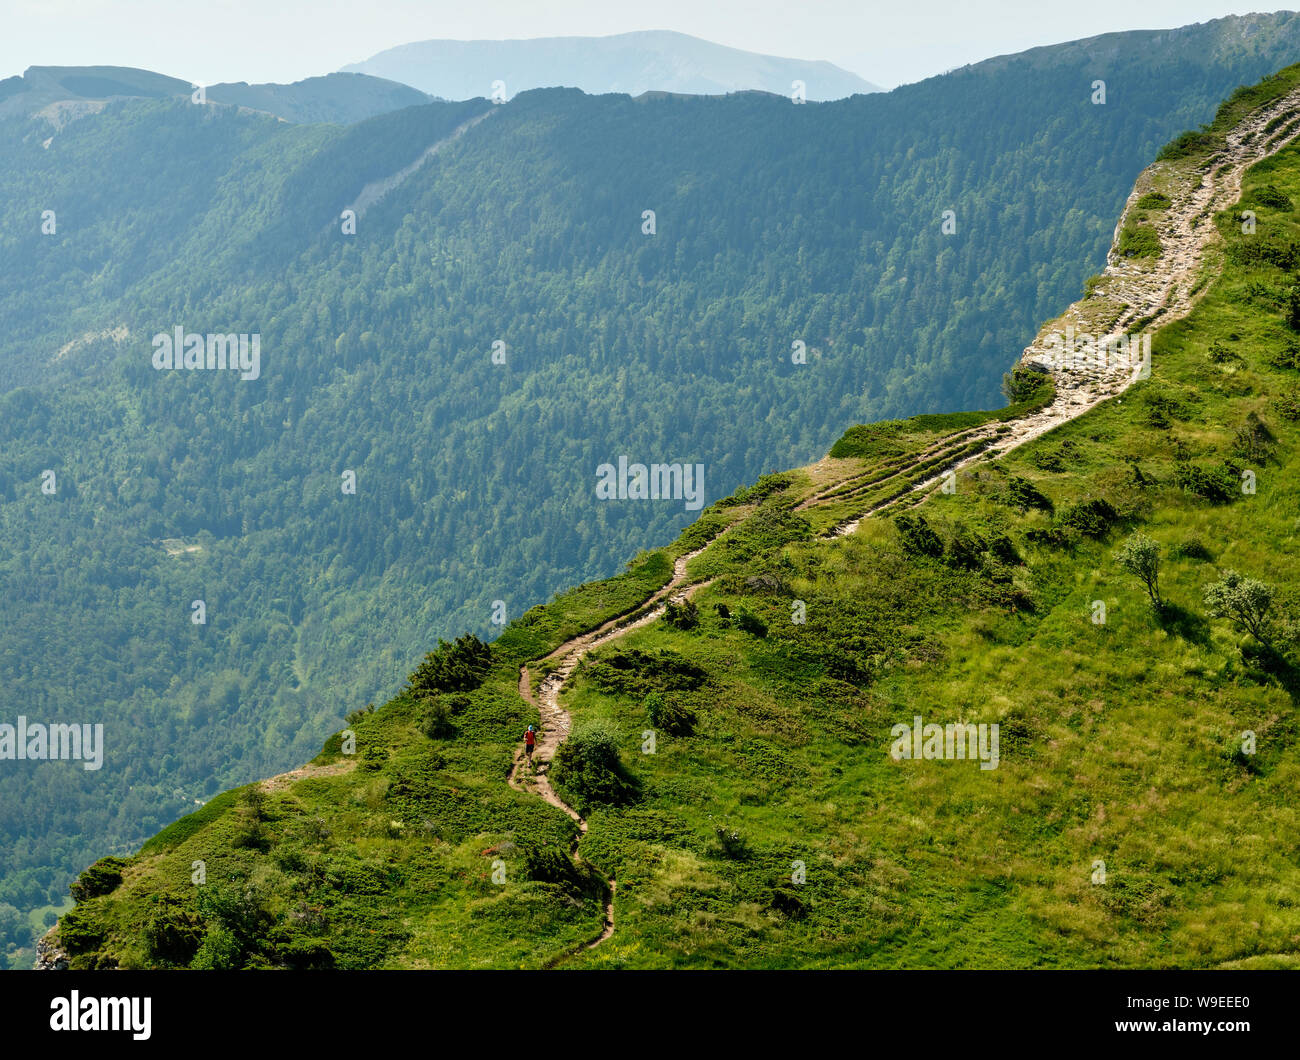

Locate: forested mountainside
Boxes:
[44,66,1300,970]
[5,12,1300,962]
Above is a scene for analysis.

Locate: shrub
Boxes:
[711,825,751,860]
[1156,128,1216,161]
[142,895,203,966]
[1174,461,1237,503]
[663,598,699,630]
[945,525,987,570]
[1252,183,1294,209]
[190,925,242,970]
[1233,412,1275,462]
[550,722,638,811]
[407,634,493,694]
[766,885,809,919]
[1207,340,1244,365]
[1226,231,1300,271]
[1114,533,1164,612]
[988,533,1021,566]
[55,906,105,954]
[894,513,944,558]
[1171,537,1212,561]
[735,609,768,637]
[1006,475,1053,512]
[1204,570,1276,645]
[1271,339,1300,370]
[1001,365,1052,405]
[420,698,455,739]
[520,841,582,888]
[584,648,707,695]
[645,691,696,736]
[1136,191,1171,209]
[69,856,128,903]
[1275,387,1300,421]
[1118,223,1161,258]
[1058,497,1119,538]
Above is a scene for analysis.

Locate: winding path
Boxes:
[504,84,1300,962]
[505,547,714,961]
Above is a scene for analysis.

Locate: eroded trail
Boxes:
[506,547,714,959]
[824,85,1300,536]
[505,86,1300,963]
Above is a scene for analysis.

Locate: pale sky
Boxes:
[3,0,1289,90]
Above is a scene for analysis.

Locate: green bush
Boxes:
[894,513,944,558]
[945,525,988,570]
[420,698,456,739]
[56,906,105,955]
[645,692,696,736]
[1174,461,1237,503]
[1006,475,1053,512]
[711,825,751,860]
[1059,498,1120,538]
[1118,223,1162,258]
[407,634,493,694]
[1252,183,1294,209]
[69,856,128,903]
[141,895,203,966]
[663,599,699,630]
[1274,387,1300,420]
[550,722,638,811]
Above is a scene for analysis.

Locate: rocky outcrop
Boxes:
[34,930,68,971]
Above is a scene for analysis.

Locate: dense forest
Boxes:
[3,11,1300,960]
[47,69,1300,967]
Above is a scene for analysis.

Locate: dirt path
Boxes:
[505,86,1300,962]
[825,85,1300,536]
[506,546,714,960]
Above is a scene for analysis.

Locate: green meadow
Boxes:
[54,85,1300,971]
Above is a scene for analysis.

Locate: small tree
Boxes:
[1115,533,1163,612]
[1204,570,1274,645]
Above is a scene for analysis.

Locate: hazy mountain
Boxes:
[0,66,429,125]
[342,29,879,101]
[6,10,1300,960]
[45,63,1300,970]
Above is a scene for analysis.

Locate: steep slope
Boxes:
[8,17,1300,957]
[46,65,1300,970]
[342,30,879,101]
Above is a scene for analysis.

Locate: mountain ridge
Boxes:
[342,29,880,101]
[42,63,1300,969]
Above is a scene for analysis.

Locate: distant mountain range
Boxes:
[5,8,1300,964]
[0,66,430,125]
[342,29,881,101]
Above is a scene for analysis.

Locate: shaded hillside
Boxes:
[43,66,1300,970]
[7,16,1300,950]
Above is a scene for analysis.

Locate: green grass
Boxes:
[55,87,1300,972]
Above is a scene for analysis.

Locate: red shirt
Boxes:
[525,730,535,746]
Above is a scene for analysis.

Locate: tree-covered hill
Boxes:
[5,12,1300,960]
[46,60,1300,969]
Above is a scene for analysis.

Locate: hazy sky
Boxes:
[3,0,1288,89]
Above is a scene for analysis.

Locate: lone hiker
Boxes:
[524,724,537,768]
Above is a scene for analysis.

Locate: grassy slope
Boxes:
[55,81,1300,971]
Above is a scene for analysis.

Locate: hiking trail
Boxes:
[503,85,1300,963]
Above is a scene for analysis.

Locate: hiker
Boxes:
[524,724,536,766]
